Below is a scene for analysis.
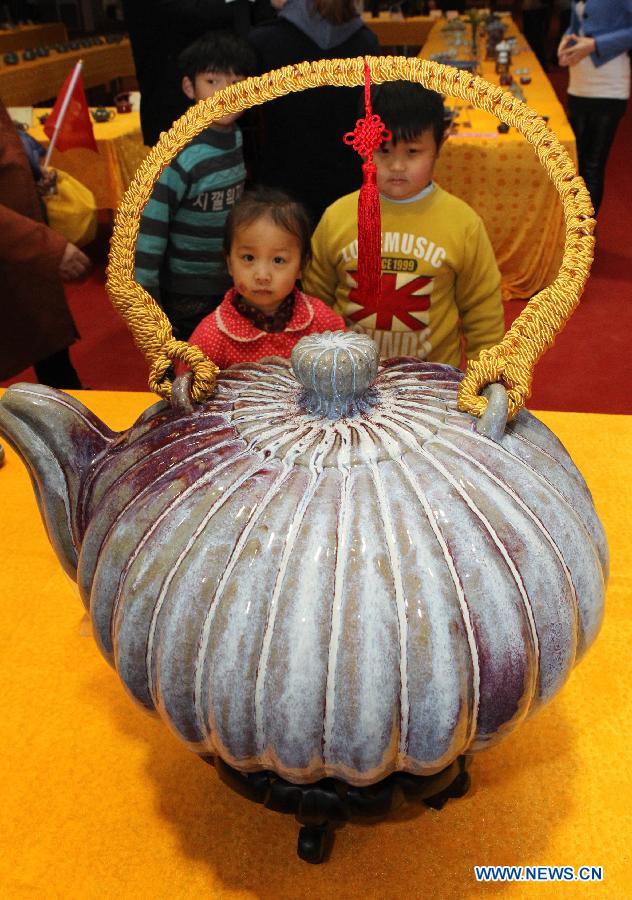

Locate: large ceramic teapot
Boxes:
[0,333,607,854]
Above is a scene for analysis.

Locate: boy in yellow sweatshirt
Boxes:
[303,81,504,367]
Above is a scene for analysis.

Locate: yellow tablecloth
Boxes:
[363,13,435,48]
[29,107,149,210]
[0,38,135,106]
[0,21,67,53]
[0,390,630,898]
[421,17,576,301]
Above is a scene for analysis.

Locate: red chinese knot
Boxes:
[342,61,390,306]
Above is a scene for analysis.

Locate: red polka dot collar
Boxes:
[216,288,315,343]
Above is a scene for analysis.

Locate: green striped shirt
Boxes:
[135,126,245,302]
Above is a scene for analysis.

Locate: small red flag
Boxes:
[43,62,98,154]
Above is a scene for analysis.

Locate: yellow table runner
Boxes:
[362,12,435,48]
[0,389,630,898]
[421,17,576,301]
[29,107,149,210]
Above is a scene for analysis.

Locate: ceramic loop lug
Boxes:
[476,382,509,442]
[171,371,195,414]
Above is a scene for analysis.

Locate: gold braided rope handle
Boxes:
[106,55,595,414]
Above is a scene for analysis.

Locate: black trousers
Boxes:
[163,293,224,342]
[522,7,551,70]
[568,94,627,215]
[33,347,82,389]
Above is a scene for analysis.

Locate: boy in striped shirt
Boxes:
[135,32,257,340]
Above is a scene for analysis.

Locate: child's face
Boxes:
[227,217,302,315]
[182,70,245,127]
[374,129,440,201]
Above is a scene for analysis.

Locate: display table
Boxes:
[0,390,629,897]
[29,107,148,210]
[363,12,435,48]
[421,17,576,301]
[0,37,135,105]
[0,21,67,52]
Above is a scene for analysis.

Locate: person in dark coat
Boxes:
[121,0,274,147]
[0,102,90,386]
[558,0,632,215]
[248,0,381,225]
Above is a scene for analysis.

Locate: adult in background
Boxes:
[248,0,380,225]
[521,0,551,70]
[121,0,274,147]
[0,101,90,388]
[558,0,632,215]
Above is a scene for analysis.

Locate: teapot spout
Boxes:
[0,384,114,580]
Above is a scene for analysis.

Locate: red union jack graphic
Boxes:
[347,271,433,331]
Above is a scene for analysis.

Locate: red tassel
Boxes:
[343,61,391,308]
[358,160,382,301]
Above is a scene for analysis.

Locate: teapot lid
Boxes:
[211,332,467,470]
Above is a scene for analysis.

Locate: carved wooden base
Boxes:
[203,754,472,864]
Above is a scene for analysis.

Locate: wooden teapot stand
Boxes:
[204,755,472,864]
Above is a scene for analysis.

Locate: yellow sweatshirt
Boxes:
[303,184,504,367]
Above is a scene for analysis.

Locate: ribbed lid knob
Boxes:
[291,331,379,418]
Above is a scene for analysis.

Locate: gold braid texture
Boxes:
[106,56,595,414]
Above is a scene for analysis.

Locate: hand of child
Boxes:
[37,167,58,196]
[58,242,91,281]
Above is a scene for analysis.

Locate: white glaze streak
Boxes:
[420,446,541,683]
[84,413,229,503]
[366,454,409,758]
[143,459,263,706]
[360,414,480,748]
[85,438,234,570]
[234,420,319,455]
[193,423,328,745]
[322,426,352,762]
[108,450,250,660]
[386,407,578,628]
[397,455,480,746]
[434,433,579,631]
[389,398,604,570]
[11,386,111,438]
[192,466,293,742]
[254,429,336,757]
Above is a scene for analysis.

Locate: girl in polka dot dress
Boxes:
[183,188,345,370]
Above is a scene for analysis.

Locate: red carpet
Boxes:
[62,254,149,392]
[505,67,632,414]
[3,70,631,412]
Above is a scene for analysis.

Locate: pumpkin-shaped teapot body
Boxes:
[0,333,607,788]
